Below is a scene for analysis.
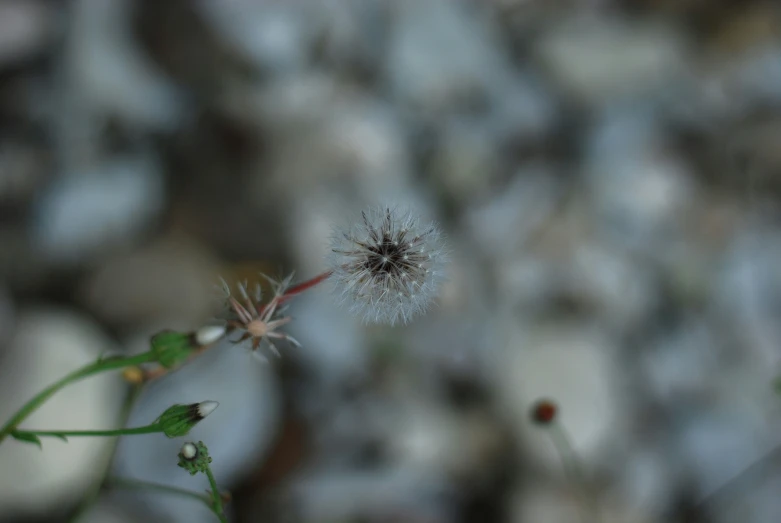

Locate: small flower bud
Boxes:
[195,325,227,346]
[158,401,219,438]
[122,366,144,385]
[181,442,198,459]
[150,330,196,369]
[530,398,558,426]
[178,440,212,475]
[197,400,219,418]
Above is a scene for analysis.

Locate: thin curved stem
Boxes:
[13,422,162,440]
[548,422,600,523]
[0,351,156,443]
[205,467,228,523]
[107,477,213,509]
[274,270,333,306]
[68,384,144,523]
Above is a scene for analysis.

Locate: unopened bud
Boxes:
[122,366,144,385]
[195,325,227,346]
[158,401,219,438]
[530,398,558,426]
[178,440,212,475]
[181,442,198,459]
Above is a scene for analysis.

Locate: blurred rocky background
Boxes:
[1,0,781,522]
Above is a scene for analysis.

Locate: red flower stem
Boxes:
[269,270,333,310]
[286,270,333,296]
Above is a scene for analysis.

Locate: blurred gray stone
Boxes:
[584,108,697,253]
[0,0,54,69]
[310,0,389,77]
[512,480,665,523]
[509,483,585,523]
[567,241,658,334]
[0,141,49,203]
[387,0,537,118]
[80,499,139,523]
[430,121,500,203]
[388,399,506,481]
[676,408,781,508]
[0,284,15,348]
[465,167,561,258]
[67,0,186,130]
[724,119,781,188]
[641,320,724,405]
[198,0,316,74]
[705,466,781,523]
[488,69,557,143]
[287,276,369,384]
[490,197,656,325]
[234,71,338,131]
[535,15,691,106]
[0,308,124,517]
[53,0,185,167]
[712,46,781,112]
[79,236,222,329]
[494,322,625,472]
[248,84,413,204]
[713,229,781,368]
[610,443,682,520]
[32,156,165,264]
[288,467,452,522]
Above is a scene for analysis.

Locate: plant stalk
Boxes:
[0,351,155,443]
[68,384,144,523]
[12,423,162,440]
[205,467,228,523]
[107,477,214,509]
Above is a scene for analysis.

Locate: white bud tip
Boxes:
[197,401,219,419]
[195,325,227,346]
[181,442,197,459]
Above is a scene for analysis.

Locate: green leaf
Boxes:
[11,431,42,449]
[53,433,68,442]
[151,331,195,369]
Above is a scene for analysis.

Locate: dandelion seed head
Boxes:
[328,205,448,325]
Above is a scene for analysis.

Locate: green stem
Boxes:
[205,467,228,523]
[548,422,600,523]
[107,477,214,509]
[13,423,162,439]
[0,351,155,443]
[548,422,581,485]
[68,384,144,523]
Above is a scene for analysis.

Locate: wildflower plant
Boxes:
[0,204,448,522]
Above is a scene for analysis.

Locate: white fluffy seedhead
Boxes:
[328,205,448,325]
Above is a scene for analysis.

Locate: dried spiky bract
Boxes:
[216,273,301,361]
[329,206,447,325]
